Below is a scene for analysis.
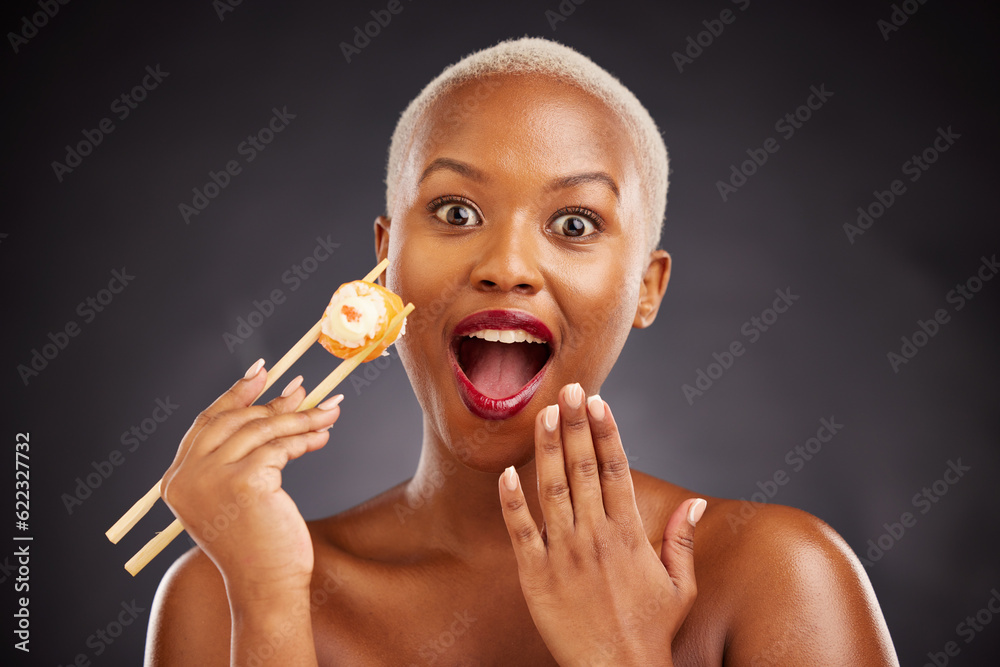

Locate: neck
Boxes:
[402,413,543,561]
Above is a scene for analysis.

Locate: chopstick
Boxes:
[108,258,402,573]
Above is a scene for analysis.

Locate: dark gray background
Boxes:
[3,0,998,664]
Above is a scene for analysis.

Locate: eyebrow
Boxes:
[418,158,488,185]
[545,171,620,201]
[418,157,621,201]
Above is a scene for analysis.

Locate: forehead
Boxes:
[402,73,641,204]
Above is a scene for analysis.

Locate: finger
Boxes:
[206,358,270,417]
[533,404,574,540]
[659,498,705,600]
[169,358,269,467]
[181,378,314,461]
[587,397,640,523]
[558,383,604,526]
[213,394,343,463]
[237,430,331,495]
[499,466,546,573]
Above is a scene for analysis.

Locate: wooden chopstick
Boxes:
[105,481,162,544]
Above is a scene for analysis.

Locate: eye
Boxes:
[549,207,602,238]
[430,197,481,227]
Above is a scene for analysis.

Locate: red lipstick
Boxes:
[449,309,554,420]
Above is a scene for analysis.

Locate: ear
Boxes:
[373,215,391,285]
[632,249,671,328]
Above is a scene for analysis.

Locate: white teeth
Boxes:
[465,328,546,345]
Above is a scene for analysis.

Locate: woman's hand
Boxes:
[499,383,705,666]
[160,359,343,601]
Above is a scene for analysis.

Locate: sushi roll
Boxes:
[318,280,407,362]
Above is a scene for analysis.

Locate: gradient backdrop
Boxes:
[3,0,998,664]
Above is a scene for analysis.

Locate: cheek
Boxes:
[385,225,465,366]
[556,254,639,363]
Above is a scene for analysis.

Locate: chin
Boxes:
[432,400,540,474]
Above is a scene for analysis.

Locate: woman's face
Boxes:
[377,73,668,472]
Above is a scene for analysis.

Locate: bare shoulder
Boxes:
[711,500,899,665]
[631,472,900,666]
[144,546,230,666]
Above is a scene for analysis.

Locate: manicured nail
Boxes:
[543,404,559,431]
[281,375,304,398]
[687,498,707,526]
[503,465,518,491]
[244,358,265,379]
[566,383,584,409]
[586,394,605,421]
[317,394,344,410]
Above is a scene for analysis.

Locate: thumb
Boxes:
[659,497,706,595]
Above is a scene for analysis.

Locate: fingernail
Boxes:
[586,394,605,421]
[281,375,304,398]
[503,465,518,491]
[566,383,584,409]
[244,358,265,379]
[687,498,707,526]
[317,394,344,410]
[543,404,559,431]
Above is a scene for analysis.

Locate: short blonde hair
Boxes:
[384,36,669,252]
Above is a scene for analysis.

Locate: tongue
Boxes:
[459,338,547,399]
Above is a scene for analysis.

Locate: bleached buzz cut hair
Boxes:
[384,36,669,252]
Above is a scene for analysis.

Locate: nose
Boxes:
[468,218,543,294]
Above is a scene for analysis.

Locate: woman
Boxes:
[146,37,899,665]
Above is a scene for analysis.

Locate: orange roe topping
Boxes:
[341,304,362,323]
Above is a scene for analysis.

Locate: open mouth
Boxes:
[449,310,554,420]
